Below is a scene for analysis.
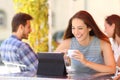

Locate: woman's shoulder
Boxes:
[55,38,72,52]
[92,36,110,48]
[93,36,109,44]
[99,38,111,51]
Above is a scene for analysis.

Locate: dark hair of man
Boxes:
[105,14,120,39]
[12,12,33,32]
[63,10,109,43]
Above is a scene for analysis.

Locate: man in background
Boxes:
[0,13,38,76]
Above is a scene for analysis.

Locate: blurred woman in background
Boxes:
[104,14,120,67]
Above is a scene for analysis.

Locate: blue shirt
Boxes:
[0,35,38,75]
[70,36,104,73]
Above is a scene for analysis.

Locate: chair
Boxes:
[0,54,4,65]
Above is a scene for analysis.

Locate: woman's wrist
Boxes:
[83,59,89,66]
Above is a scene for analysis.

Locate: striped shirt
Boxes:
[70,36,104,73]
[0,35,38,75]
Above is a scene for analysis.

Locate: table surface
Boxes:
[0,65,116,80]
[0,71,114,80]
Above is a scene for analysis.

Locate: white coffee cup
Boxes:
[67,50,76,58]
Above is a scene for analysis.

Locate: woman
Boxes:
[55,10,115,74]
[104,14,120,79]
[104,14,120,66]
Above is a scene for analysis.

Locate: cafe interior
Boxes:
[0,0,120,80]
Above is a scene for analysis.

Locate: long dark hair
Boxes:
[105,14,120,39]
[63,10,109,43]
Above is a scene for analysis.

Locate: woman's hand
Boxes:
[72,50,88,65]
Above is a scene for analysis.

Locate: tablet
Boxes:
[37,52,67,77]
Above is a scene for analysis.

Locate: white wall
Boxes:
[51,0,85,34]
[87,0,120,32]
[0,0,15,40]
[51,0,120,34]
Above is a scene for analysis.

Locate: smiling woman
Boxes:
[55,10,116,74]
